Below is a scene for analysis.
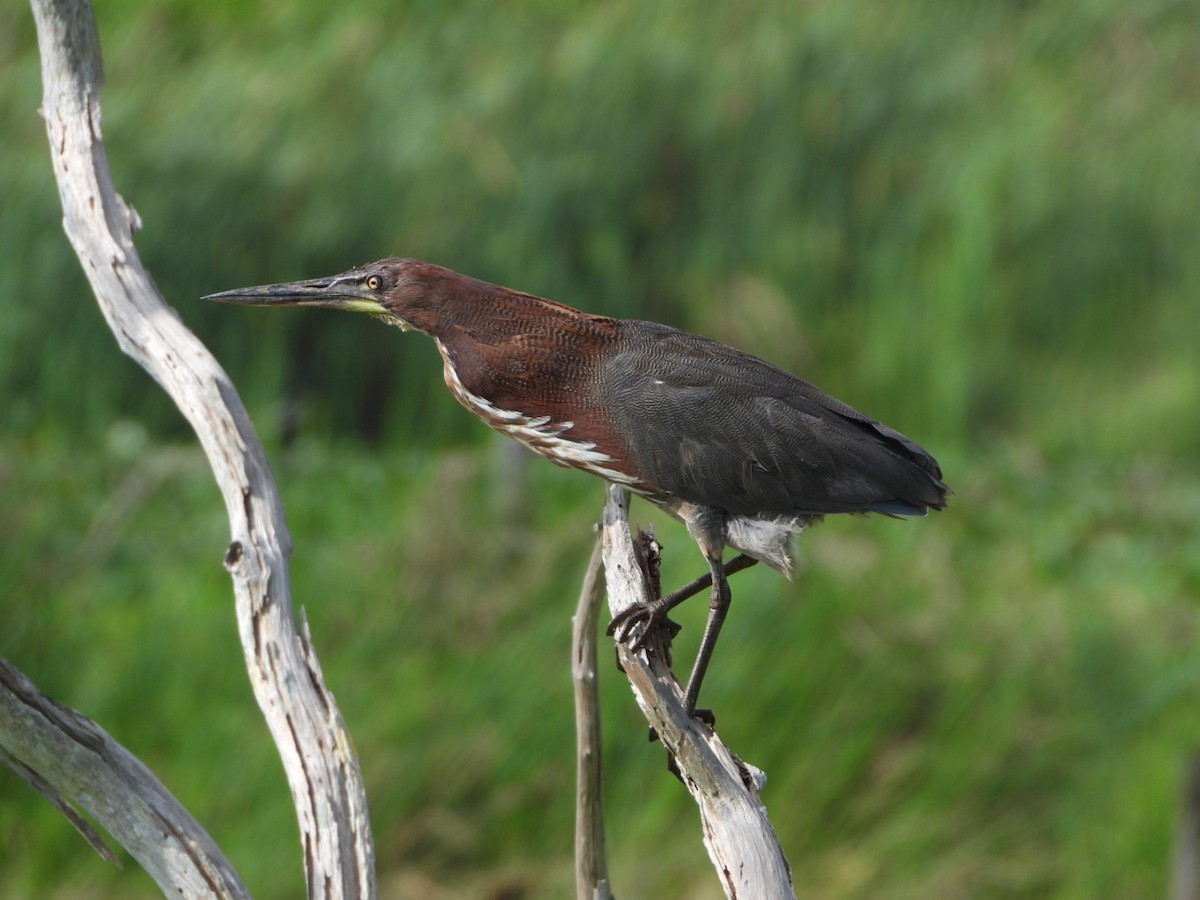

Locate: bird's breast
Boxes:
[436,339,648,489]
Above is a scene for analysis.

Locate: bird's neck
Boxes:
[401,268,646,493]
[412,275,617,421]
[404,273,611,371]
[420,274,610,348]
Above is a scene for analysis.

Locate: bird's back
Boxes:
[599,320,948,519]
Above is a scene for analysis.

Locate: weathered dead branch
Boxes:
[23,1,375,896]
[572,535,614,900]
[0,659,250,898]
[598,486,795,900]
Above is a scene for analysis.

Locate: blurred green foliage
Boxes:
[2,0,1199,897]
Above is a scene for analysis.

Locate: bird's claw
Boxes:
[606,602,681,652]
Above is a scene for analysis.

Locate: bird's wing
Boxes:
[602,322,948,517]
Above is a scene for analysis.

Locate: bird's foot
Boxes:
[607,552,759,652]
[606,601,681,653]
[605,526,678,653]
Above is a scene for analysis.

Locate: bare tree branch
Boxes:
[0,659,250,898]
[26,1,375,896]
[1172,754,1200,900]
[600,486,795,900]
[572,535,614,900]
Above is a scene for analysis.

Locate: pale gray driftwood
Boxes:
[600,486,795,900]
[26,1,375,896]
[0,659,250,898]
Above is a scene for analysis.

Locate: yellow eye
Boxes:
[365,275,383,291]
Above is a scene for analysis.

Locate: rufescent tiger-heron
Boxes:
[206,258,949,717]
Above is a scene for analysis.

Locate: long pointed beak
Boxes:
[203,275,383,313]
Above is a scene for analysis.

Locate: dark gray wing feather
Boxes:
[601,321,949,517]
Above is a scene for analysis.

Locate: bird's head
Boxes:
[204,257,446,332]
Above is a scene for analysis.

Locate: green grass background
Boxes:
[2,1,1198,897]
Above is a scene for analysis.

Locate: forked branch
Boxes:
[596,486,795,900]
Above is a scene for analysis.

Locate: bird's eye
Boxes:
[365,275,383,291]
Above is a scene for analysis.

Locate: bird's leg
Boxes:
[607,554,757,649]
[680,554,734,717]
[658,553,757,620]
